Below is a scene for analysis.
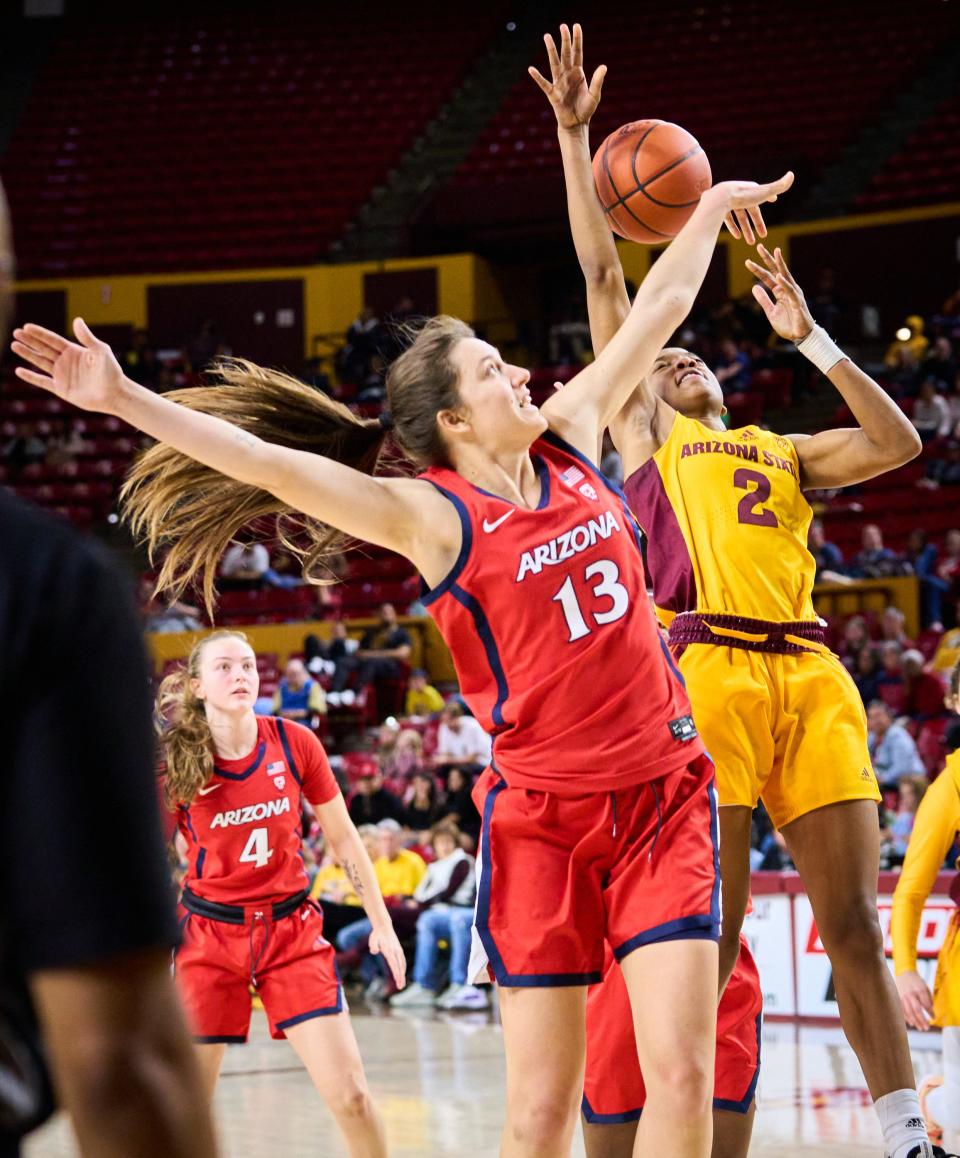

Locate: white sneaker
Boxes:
[443,984,489,1011]
[307,657,324,675]
[341,688,357,706]
[389,983,437,1008]
[327,691,342,707]
[435,984,460,1009]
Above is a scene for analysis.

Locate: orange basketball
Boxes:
[592,120,712,244]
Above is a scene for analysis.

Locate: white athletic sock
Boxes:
[875,1088,932,1158]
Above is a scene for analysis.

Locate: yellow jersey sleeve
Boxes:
[891,758,960,973]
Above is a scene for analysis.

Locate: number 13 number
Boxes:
[552,559,630,642]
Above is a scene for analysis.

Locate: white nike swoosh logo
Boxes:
[198,782,222,795]
[482,510,516,533]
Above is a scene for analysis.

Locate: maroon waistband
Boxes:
[667,612,827,657]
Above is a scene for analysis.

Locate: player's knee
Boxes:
[642,1052,713,1118]
[508,1088,579,1149]
[331,1070,374,1122]
[817,893,884,965]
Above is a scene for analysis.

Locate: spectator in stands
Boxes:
[309,840,364,943]
[390,822,485,1011]
[219,540,270,588]
[155,363,183,394]
[712,337,751,393]
[750,804,791,871]
[885,314,929,368]
[918,439,960,490]
[403,772,442,838]
[122,329,158,390]
[808,517,848,582]
[336,819,426,1000]
[329,603,411,707]
[839,614,872,668]
[433,702,492,778]
[347,769,404,827]
[853,648,882,705]
[906,529,949,628]
[911,377,952,441]
[810,267,846,340]
[379,725,424,782]
[340,306,382,387]
[877,642,906,705]
[138,578,205,634]
[868,700,925,789]
[902,649,947,720]
[946,372,960,433]
[548,299,592,366]
[405,668,444,718]
[272,657,326,721]
[850,523,903,578]
[881,774,927,865]
[305,620,357,677]
[881,606,912,648]
[923,336,957,390]
[937,531,960,629]
[438,767,482,845]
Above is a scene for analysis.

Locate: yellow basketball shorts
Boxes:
[934,910,960,1028]
[677,643,880,830]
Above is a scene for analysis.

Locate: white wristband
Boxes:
[796,323,847,375]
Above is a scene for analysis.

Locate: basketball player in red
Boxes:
[159,626,404,1158]
[13,157,790,1156]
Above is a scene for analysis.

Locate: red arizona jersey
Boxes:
[420,432,702,795]
[176,716,339,906]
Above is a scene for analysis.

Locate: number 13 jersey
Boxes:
[419,431,701,796]
[623,413,817,628]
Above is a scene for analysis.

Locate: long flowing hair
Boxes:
[121,317,473,613]
[156,629,250,807]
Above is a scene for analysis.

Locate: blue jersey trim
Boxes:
[581,1093,642,1125]
[658,635,686,688]
[214,740,267,780]
[472,454,552,510]
[419,482,473,607]
[706,770,722,932]
[196,847,207,878]
[450,582,509,729]
[612,914,720,962]
[275,989,344,1030]
[711,1011,762,1114]
[275,717,302,786]
[181,804,199,843]
[475,775,600,987]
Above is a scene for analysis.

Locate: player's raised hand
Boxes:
[369,921,407,990]
[746,243,816,343]
[12,318,127,414]
[895,969,934,1031]
[529,22,607,131]
[704,171,794,247]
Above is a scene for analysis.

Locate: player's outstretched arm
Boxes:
[542,172,793,462]
[315,794,407,989]
[11,320,459,574]
[530,23,628,355]
[747,246,922,488]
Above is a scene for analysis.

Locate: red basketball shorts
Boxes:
[174,898,342,1042]
[582,936,762,1121]
[469,753,719,986]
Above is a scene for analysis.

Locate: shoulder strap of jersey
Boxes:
[273,717,302,785]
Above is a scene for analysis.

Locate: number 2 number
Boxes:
[239,827,273,868]
[734,468,778,528]
[552,559,630,642]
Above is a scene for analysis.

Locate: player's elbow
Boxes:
[581,263,625,295]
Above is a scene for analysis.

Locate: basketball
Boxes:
[592,120,712,244]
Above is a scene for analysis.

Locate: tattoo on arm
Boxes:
[344,860,365,897]
[233,428,258,449]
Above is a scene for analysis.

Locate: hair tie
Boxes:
[378,411,395,431]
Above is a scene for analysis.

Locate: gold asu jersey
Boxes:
[623,412,817,627]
